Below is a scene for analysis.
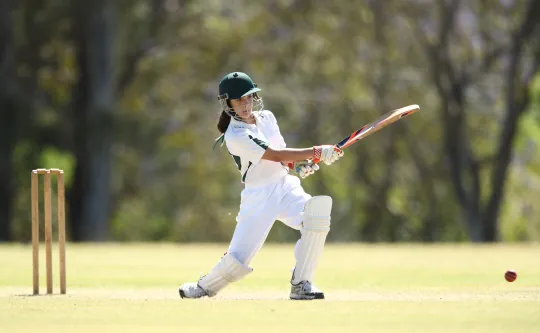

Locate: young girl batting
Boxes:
[179,72,344,300]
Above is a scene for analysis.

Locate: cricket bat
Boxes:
[335,104,420,149]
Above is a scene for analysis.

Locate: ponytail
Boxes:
[217,111,231,134]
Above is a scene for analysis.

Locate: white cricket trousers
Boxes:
[228,174,311,266]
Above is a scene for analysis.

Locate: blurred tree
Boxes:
[0,0,15,241]
[2,0,540,243]
[69,1,117,240]
[70,0,168,241]
[406,0,540,241]
[360,0,404,242]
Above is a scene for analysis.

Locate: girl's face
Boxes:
[229,94,254,120]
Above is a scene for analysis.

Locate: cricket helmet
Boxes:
[217,72,263,119]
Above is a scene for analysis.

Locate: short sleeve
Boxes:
[264,111,287,148]
[226,132,269,164]
[264,110,278,125]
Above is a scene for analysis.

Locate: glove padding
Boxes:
[286,160,320,179]
[313,145,344,165]
[294,160,320,179]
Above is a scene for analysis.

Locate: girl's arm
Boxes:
[262,145,343,165]
[262,147,314,163]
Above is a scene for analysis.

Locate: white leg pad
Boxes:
[291,195,332,285]
[198,253,253,297]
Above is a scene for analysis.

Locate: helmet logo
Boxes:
[233,73,239,78]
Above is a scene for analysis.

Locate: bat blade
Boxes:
[336,104,420,149]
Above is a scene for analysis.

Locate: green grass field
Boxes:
[1,243,540,333]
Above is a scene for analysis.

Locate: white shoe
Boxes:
[179,282,208,299]
[290,280,325,300]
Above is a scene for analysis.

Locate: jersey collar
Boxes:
[230,115,257,129]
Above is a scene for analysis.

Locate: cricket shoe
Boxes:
[290,280,325,300]
[179,282,208,299]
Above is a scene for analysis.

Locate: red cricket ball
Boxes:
[504,270,517,282]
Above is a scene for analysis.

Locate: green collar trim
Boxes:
[213,134,225,150]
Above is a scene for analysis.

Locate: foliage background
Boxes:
[1,0,540,243]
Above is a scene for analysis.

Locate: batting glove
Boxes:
[294,160,320,179]
[313,145,344,165]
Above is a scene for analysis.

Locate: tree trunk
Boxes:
[70,1,116,241]
[482,43,531,241]
[0,0,15,241]
[444,101,484,242]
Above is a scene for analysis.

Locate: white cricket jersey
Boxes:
[225,110,288,188]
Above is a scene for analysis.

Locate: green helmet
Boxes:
[217,72,264,119]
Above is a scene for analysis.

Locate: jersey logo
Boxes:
[230,123,248,130]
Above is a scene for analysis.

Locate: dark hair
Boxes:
[217,111,231,134]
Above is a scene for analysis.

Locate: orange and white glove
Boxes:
[312,145,344,165]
